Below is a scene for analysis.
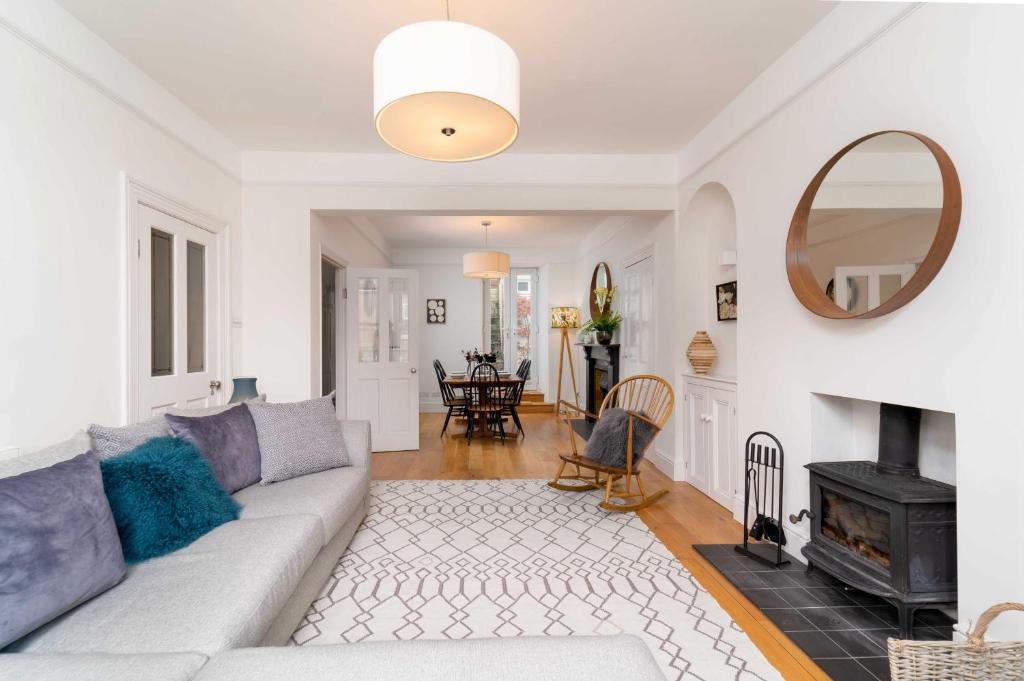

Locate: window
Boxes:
[357,277,380,363]
[151,229,174,377]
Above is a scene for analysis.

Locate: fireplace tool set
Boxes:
[735,431,790,568]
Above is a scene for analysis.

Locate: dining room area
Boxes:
[431,352,534,442]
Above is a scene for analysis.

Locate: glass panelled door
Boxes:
[510,268,538,388]
[482,269,538,386]
[138,205,220,416]
[346,268,419,452]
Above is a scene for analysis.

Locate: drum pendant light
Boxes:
[373,1,520,162]
[463,221,510,279]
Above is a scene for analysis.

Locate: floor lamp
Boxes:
[550,307,581,415]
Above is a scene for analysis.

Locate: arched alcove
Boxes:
[678,182,738,377]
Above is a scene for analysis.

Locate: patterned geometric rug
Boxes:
[291,480,781,681]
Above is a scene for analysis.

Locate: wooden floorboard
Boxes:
[372,412,830,681]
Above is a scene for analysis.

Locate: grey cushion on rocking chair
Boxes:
[584,408,658,469]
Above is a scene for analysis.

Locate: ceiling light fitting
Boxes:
[463,220,510,279]
[373,2,520,162]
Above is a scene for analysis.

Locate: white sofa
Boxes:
[0,421,665,680]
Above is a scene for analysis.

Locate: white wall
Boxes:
[0,5,241,452]
[572,214,678,476]
[414,264,484,410]
[674,3,1024,639]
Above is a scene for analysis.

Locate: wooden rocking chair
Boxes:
[548,374,674,513]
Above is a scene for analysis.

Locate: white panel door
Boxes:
[708,387,737,509]
[137,205,221,415]
[346,268,419,452]
[685,383,709,495]
[622,254,653,376]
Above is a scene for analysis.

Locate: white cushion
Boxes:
[0,431,91,478]
[8,515,321,655]
[192,636,666,681]
[0,652,207,681]
[233,466,368,545]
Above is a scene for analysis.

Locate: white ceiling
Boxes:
[55,0,833,154]
[351,214,609,249]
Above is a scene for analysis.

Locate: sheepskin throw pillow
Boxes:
[99,437,240,563]
[584,408,659,468]
[0,452,125,647]
[165,404,261,493]
[247,394,350,484]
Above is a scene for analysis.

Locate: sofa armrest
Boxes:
[340,420,371,469]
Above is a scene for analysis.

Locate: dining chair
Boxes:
[501,359,531,437]
[467,363,504,443]
[433,359,466,438]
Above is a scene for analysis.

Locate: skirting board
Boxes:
[646,447,676,480]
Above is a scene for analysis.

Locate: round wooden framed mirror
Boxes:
[786,130,961,319]
[589,262,612,318]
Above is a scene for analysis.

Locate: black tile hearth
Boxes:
[695,544,956,681]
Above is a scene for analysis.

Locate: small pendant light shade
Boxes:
[463,251,511,279]
[374,21,520,162]
[463,220,510,278]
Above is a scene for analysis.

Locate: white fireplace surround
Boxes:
[810,393,956,485]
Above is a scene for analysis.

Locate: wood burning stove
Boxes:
[800,403,956,639]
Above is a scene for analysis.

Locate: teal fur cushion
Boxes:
[99,437,240,563]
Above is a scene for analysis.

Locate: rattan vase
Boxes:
[687,331,717,375]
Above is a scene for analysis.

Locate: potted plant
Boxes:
[581,286,622,345]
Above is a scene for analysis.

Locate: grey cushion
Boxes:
[165,396,265,418]
[248,396,350,484]
[0,453,126,648]
[165,405,262,493]
[584,408,658,468]
[0,431,90,478]
[0,652,207,681]
[233,465,369,545]
[192,635,666,681]
[8,514,322,655]
[88,415,173,459]
[339,420,371,468]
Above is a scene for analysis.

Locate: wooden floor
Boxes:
[373,412,829,680]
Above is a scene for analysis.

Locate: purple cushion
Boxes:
[0,452,126,648]
[164,404,261,493]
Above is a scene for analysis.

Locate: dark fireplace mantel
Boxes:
[581,344,619,421]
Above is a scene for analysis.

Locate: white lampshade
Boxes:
[373,21,520,162]
[463,251,510,279]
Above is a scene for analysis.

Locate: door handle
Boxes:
[410,368,417,374]
[209,380,222,395]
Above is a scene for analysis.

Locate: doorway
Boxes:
[321,258,346,412]
[482,268,539,386]
[126,179,228,421]
[621,250,654,377]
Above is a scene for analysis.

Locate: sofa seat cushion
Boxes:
[192,635,666,681]
[7,515,321,655]
[0,652,207,681]
[233,466,369,545]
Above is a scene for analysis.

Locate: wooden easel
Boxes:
[554,327,580,415]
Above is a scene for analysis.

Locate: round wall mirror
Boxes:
[590,262,612,318]
[786,131,961,319]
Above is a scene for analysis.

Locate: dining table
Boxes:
[442,372,525,438]
[441,372,525,389]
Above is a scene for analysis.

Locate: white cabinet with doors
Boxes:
[682,374,738,513]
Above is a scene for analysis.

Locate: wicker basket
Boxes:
[888,603,1024,680]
